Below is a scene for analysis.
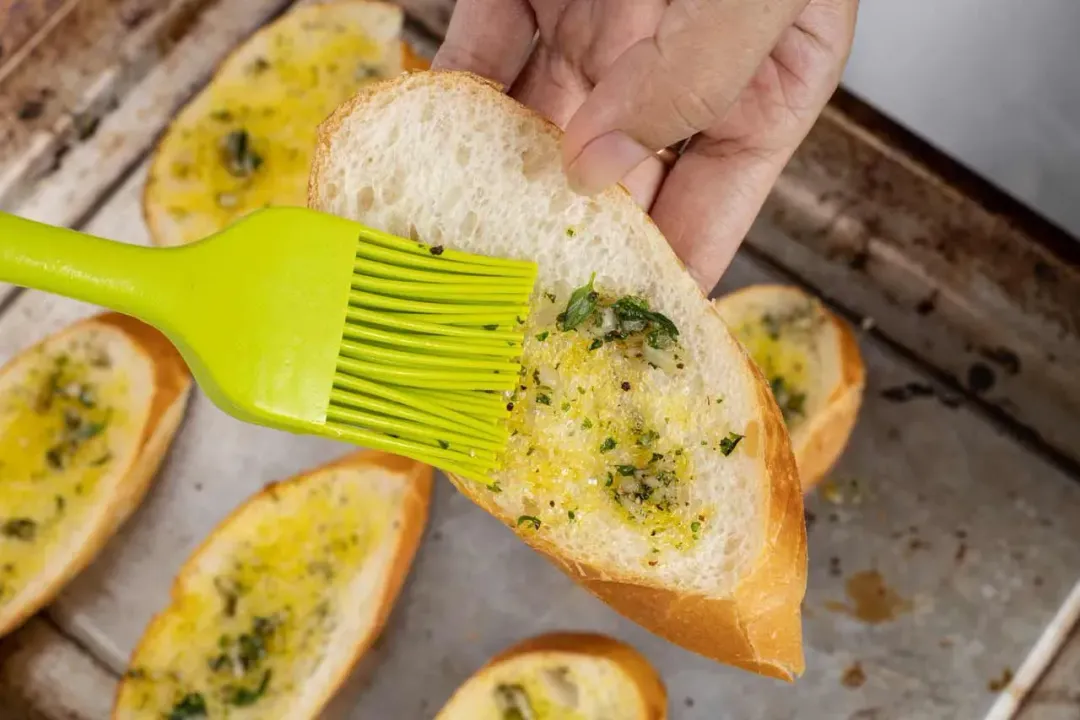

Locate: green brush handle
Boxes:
[0,212,174,327]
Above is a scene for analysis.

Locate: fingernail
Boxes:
[567,131,653,196]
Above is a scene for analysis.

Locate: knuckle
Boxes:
[670,86,724,134]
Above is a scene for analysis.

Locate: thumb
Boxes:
[563,0,809,195]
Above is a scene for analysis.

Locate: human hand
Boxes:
[433,0,859,291]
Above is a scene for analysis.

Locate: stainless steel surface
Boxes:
[0,162,1076,718]
[844,0,1080,239]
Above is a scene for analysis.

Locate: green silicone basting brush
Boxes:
[0,207,537,483]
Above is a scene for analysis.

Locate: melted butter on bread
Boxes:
[496,280,746,560]
[145,3,408,246]
[0,340,132,606]
[121,471,389,717]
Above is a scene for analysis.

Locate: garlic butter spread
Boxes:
[0,342,131,606]
[495,276,746,555]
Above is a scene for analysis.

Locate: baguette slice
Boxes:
[714,285,865,491]
[0,313,191,638]
[144,0,411,247]
[310,71,807,679]
[436,633,667,720]
[113,450,432,720]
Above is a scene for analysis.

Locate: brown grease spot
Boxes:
[825,570,912,624]
[988,667,1013,692]
[842,662,867,688]
[742,419,761,456]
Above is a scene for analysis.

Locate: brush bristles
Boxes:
[325,227,537,483]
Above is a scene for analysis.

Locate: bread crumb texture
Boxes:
[313,73,780,596]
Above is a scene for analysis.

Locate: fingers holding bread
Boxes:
[0,313,191,638]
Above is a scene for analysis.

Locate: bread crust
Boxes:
[440,632,667,719]
[310,70,807,680]
[0,313,192,638]
[112,450,432,720]
[445,355,805,680]
[714,284,866,491]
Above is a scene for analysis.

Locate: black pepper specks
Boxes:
[429,245,444,256]
[620,381,631,391]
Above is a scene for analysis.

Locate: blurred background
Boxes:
[843,0,1080,238]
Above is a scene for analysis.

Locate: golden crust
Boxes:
[113,450,432,719]
[312,70,807,681]
[443,632,667,719]
[447,355,806,681]
[0,313,192,638]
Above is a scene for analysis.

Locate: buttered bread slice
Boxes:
[310,71,808,679]
[0,313,190,638]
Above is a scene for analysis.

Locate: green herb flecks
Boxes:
[168,693,208,719]
[1,518,37,541]
[770,376,807,424]
[557,279,680,352]
[599,437,617,453]
[516,515,541,530]
[225,669,272,707]
[637,429,660,447]
[558,273,598,331]
[494,683,535,720]
[719,432,744,456]
[610,296,679,349]
[221,129,263,178]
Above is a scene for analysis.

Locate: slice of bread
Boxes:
[714,285,865,491]
[309,71,807,680]
[113,450,432,720]
[0,313,191,638]
[143,1,411,247]
[436,633,667,720]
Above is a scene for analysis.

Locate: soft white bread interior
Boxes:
[714,285,865,491]
[436,632,667,720]
[309,71,807,679]
[113,451,432,719]
[144,0,418,247]
[0,313,191,638]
